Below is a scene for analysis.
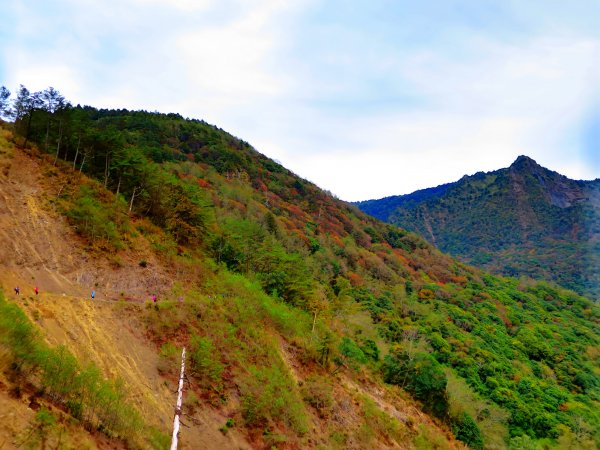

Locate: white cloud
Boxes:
[1,1,598,201]
[131,0,213,12]
[399,37,598,115]
[7,64,81,99]
[177,18,282,99]
[251,35,600,199]
[261,114,530,201]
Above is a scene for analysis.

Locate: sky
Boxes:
[1,0,599,201]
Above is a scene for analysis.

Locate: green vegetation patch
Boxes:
[0,290,148,447]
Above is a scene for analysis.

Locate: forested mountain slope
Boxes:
[357,156,600,299]
[0,121,458,450]
[0,85,599,449]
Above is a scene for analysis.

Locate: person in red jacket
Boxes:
[34,286,39,296]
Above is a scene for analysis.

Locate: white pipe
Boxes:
[170,347,186,450]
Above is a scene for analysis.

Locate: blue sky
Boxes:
[1,0,598,201]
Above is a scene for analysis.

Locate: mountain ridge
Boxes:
[356,156,600,299]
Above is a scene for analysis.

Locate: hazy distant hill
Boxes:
[357,156,600,299]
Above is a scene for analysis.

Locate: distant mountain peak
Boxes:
[510,155,540,171]
[356,156,600,299]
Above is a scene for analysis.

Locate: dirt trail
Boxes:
[0,134,170,300]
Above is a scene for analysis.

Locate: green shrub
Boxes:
[240,365,308,434]
[219,418,235,434]
[184,390,200,415]
[359,339,380,362]
[19,408,58,450]
[0,294,39,372]
[157,341,179,374]
[0,291,144,442]
[148,427,171,450]
[336,337,368,371]
[451,412,484,449]
[383,350,448,418]
[65,185,126,248]
[508,434,540,450]
[189,335,224,389]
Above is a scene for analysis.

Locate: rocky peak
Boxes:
[509,155,541,172]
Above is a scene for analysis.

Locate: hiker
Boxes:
[14,286,20,295]
[91,290,96,300]
[34,286,39,296]
[152,294,157,303]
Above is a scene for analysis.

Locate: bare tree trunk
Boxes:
[129,186,139,214]
[45,119,50,152]
[53,120,63,165]
[170,347,186,450]
[79,152,86,174]
[23,112,34,151]
[56,183,66,199]
[104,151,110,187]
[61,140,67,161]
[115,175,121,197]
[73,136,81,169]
